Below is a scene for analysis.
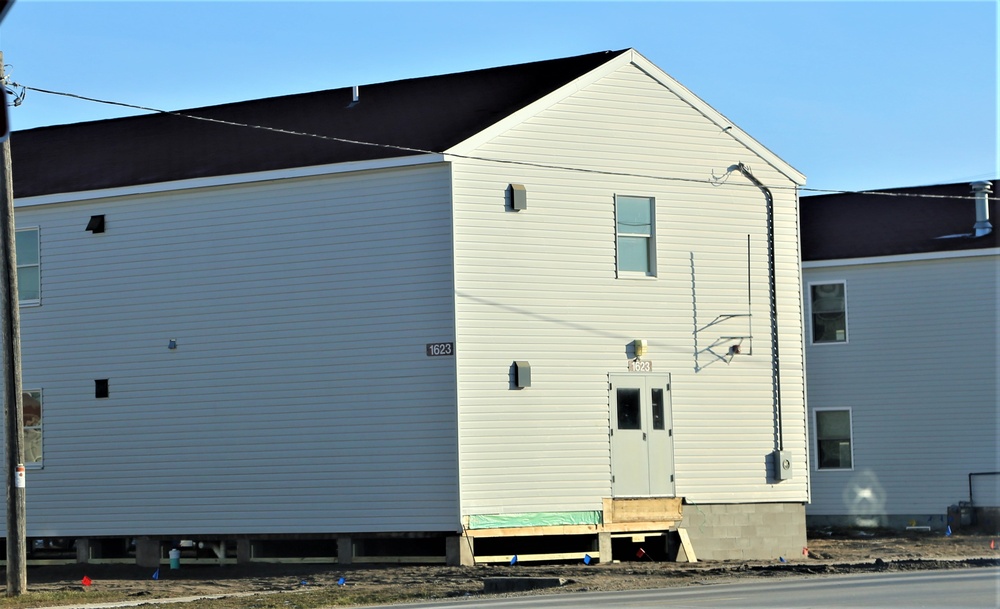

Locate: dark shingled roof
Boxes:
[11,50,629,199]
[801,181,999,261]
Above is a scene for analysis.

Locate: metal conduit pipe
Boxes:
[736,163,784,452]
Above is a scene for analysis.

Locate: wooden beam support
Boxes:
[603,497,683,524]
[476,551,598,564]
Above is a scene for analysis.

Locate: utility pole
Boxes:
[0,51,27,596]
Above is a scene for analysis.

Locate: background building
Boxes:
[802,180,999,532]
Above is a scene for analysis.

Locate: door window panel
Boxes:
[616,388,641,430]
[651,388,665,430]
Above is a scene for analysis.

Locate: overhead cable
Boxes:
[10,83,992,201]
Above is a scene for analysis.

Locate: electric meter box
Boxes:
[773,450,792,481]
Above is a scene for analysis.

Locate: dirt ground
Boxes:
[10,532,1000,605]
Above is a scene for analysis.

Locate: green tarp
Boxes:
[468,511,603,530]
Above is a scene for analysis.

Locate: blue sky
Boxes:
[0,1,996,193]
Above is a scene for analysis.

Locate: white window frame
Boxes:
[23,388,42,468]
[615,194,656,278]
[808,280,847,344]
[813,407,854,471]
[15,227,40,306]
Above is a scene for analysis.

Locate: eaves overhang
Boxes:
[14,153,447,208]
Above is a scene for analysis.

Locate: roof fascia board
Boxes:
[803,247,1000,269]
[15,153,446,208]
[626,49,805,186]
[444,50,634,157]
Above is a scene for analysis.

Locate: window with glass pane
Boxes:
[23,390,42,465]
[651,388,665,430]
[816,409,852,469]
[811,282,846,343]
[616,388,641,430]
[15,228,40,303]
[616,196,654,275]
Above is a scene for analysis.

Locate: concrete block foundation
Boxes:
[680,502,806,561]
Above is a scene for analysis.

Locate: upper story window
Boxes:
[23,390,42,467]
[15,228,40,305]
[814,408,853,470]
[810,281,846,343]
[616,195,655,277]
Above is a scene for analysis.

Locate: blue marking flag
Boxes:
[510,555,518,566]
[946,525,952,537]
[583,554,592,565]
[779,556,787,563]
[337,577,346,586]
[152,569,159,580]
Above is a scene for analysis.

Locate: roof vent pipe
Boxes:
[352,85,359,103]
[971,181,992,237]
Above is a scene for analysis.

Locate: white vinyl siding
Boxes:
[452,61,807,516]
[805,253,999,517]
[8,164,461,536]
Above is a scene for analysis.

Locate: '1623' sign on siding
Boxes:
[629,359,652,372]
[426,342,455,357]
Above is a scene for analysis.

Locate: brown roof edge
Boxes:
[12,50,629,199]
[801,180,999,261]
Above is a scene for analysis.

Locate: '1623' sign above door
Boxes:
[628,359,652,372]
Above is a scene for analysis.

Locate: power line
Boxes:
[12,83,721,190]
[9,82,993,201]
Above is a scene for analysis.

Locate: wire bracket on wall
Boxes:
[691,233,755,370]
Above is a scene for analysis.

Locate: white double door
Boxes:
[610,374,675,496]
